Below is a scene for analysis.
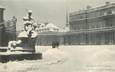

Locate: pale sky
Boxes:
[0,0,115,30]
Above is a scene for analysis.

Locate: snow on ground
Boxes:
[0,45,115,72]
[42,48,68,65]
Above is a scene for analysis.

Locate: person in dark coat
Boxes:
[52,41,59,48]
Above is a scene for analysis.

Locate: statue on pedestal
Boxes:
[8,10,38,53]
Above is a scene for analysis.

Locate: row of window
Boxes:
[70,19,115,31]
[70,7,115,21]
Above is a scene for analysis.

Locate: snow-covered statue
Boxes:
[8,10,38,53]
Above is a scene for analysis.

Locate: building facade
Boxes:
[0,5,17,46]
[36,32,64,46]
[67,2,115,45]
[3,16,17,46]
[36,23,63,46]
[36,2,115,46]
[0,6,5,46]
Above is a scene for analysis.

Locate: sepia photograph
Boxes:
[0,0,115,72]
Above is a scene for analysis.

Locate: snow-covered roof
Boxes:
[45,23,59,29]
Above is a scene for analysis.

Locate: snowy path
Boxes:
[0,45,115,72]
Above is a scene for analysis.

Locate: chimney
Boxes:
[86,5,91,10]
